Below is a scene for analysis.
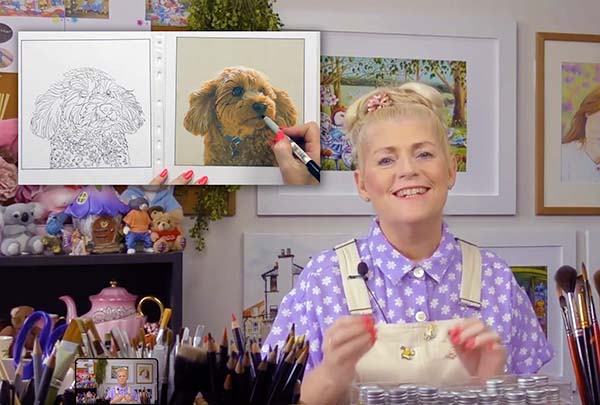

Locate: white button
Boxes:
[415,311,427,322]
[413,267,425,279]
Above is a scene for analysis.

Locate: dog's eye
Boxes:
[259,88,266,94]
[105,89,112,96]
[232,86,244,97]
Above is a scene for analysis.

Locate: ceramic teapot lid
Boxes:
[90,281,137,303]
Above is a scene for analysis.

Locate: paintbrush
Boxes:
[74,319,92,357]
[32,338,42,401]
[35,346,56,405]
[169,344,208,405]
[44,321,81,405]
[156,308,172,346]
[577,282,600,401]
[584,264,600,373]
[13,358,24,402]
[83,320,106,358]
[556,265,596,403]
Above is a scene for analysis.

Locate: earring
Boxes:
[363,196,370,202]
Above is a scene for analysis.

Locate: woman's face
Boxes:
[585,110,600,153]
[354,118,456,228]
[117,371,128,386]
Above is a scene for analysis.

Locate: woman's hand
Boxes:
[271,122,321,185]
[301,315,376,404]
[449,317,507,378]
[148,169,208,186]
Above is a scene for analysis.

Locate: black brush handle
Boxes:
[583,327,600,402]
[576,330,596,403]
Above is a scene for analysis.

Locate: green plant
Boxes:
[95,358,108,385]
[188,0,283,31]
[189,185,240,251]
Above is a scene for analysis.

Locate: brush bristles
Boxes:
[63,320,83,344]
[178,344,208,363]
[555,265,578,294]
[594,271,600,297]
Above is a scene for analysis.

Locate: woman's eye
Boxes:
[417,151,433,159]
[232,86,244,97]
[378,157,394,165]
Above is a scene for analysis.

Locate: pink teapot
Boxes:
[59,281,164,340]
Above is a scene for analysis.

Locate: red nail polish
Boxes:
[451,335,460,345]
[160,168,168,177]
[274,130,285,143]
[195,176,208,185]
[184,170,194,180]
[465,338,476,350]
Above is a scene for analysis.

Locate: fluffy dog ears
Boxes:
[273,88,298,128]
[184,79,219,137]
[30,84,65,140]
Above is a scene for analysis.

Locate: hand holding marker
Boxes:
[263,116,321,183]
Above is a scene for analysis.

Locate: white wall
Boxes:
[179,0,600,339]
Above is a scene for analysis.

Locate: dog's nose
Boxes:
[99,104,113,115]
[252,102,267,115]
[21,212,29,222]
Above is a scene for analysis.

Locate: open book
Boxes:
[18,31,319,185]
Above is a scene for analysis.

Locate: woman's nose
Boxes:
[395,156,418,177]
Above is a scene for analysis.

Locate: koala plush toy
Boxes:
[0,203,44,256]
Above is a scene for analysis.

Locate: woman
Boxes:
[562,86,600,182]
[262,85,553,404]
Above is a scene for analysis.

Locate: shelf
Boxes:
[0,252,183,334]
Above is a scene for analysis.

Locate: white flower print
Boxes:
[430,298,439,309]
[323,296,333,305]
[450,293,458,302]
[481,299,489,308]
[360,242,367,251]
[445,243,455,250]
[422,261,433,270]
[494,276,503,286]
[402,264,412,272]
[300,280,307,291]
[387,309,395,319]
[330,255,338,263]
[333,286,342,294]
[441,305,450,315]
[374,258,383,268]
[502,313,511,323]
[447,272,456,281]
[333,304,342,313]
[415,296,425,305]
[485,251,495,258]
[316,306,323,316]
[300,315,308,325]
[281,308,292,317]
[377,298,386,308]
[373,227,381,236]
[391,250,401,259]
[405,307,415,317]
[404,286,414,296]
[310,339,320,352]
[271,326,282,335]
[488,286,496,296]
[324,316,334,325]
[322,276,332,286]
[289,288,297,296]
[332,267,341,276]
[294,303,304,312]
[395,297,404,308]
[386,261,397,270]
[438,284,449,294]
[485,268,493,277]
[375,277,384,287]
[486,317,495,326]
[317,254,326,263]
[376,244,387,253]
[498,294,507,304]
[312,286,321,295]
[306,301,313,311]
[387,288,393,297]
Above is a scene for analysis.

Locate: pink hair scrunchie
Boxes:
[366,92,392,113]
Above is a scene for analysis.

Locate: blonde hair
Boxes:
[116,368,128,376]
[563,86,600,144]
[344,82,450,166]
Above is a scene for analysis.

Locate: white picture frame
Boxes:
[457,228,575,385]
[258,15,516,215]
[584,230,600,310]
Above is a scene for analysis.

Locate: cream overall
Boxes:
[334,239,483,387]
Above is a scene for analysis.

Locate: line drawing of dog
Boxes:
[30,67,145,169]
[183,66,298,166]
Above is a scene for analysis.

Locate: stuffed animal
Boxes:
[42,211,70,254]
[0,306,36,353]
[150,211,186,253]
[70,228,90,256]
[0,202,44,256]
[122,197,153,254]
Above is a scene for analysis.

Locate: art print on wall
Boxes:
[320,55,467,172]
[536,32,600,214]
[0,0,65,18]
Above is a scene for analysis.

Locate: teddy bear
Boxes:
[150,211,186,253]
[0,306,36,353]
[0,202,44,256]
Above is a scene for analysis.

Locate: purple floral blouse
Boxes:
[262,219,553,375]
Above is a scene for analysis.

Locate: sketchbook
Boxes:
[18,31,320,185]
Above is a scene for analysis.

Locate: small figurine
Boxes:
[0,306,35,353]
[42,211,70,254]
[400,345,415,360]
[70,228,90,256]
[0,202,44,256]
[150,211,186,253]
[122,197,154,254]
[423,324,437,341]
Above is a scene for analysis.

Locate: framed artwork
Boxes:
[258,15,516,215]
[457,228,576,384]
[535,32,600,215]
[109,365,130,381]
[135,363,153,384]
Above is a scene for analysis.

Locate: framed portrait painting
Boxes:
[536,32,600,215]
[258,15,516,215]
[135,363,153,384]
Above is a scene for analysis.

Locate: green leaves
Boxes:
[188,0,282,31]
